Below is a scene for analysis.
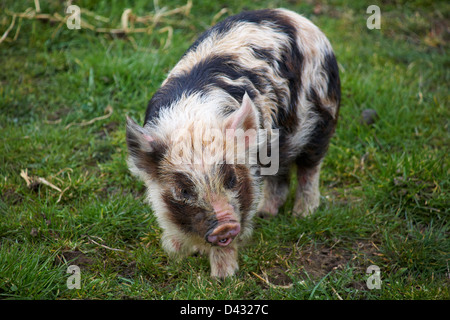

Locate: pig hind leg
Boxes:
[293,161,322,217]
[293,84,339,215]
[293,105,336,217]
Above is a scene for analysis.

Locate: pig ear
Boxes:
[126,116,164,176]
[126,116,154,151]
[226,92,259,132]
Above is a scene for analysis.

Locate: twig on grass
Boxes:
[35,177,62,192]
[159,26,173,50]
[44,118,62,124]
[88,236,125,252]
[65,105,113,129]
[34,0,41,13]
[19,169,32,186]
[20,169,62,192]
[2,0,192,50]
[12,16,23,41]
[211,8,229,26]
[20,168,73,203]
[0,14,17,44]
[56,186,70,204]
[80,8,110,23]
[331,286,343,300]
[252,271,293,289]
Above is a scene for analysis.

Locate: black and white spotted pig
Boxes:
[126,8,340,278]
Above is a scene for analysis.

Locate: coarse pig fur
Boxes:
[126,8,341,278]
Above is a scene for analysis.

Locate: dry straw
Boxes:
[1,0,193,49]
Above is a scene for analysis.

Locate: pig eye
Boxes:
[171,173,196,202]
[219,164,237,190]
[224,170,237,189]
[180,188,192,200]
[172,186,195,202]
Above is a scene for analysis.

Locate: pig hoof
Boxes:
[211,262,239,279]
[292,199,320,217]
[256,196,284,218]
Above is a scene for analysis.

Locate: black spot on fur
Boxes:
[187,9,297,54]
[171,172,197,201]
[218,164,238,190]
[323,52,341,106]
[146,9,304,136]
[162,190,215,237]
[296,52,340,170]
[185,10,282,54]
[227,9,305,135]
[296,88,337,169]
[198,9,304,134]
[145,55,265,123]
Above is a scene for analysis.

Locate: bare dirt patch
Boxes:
[57,250,95,270]
[263,240,380,288]
[1,187,24,205]
[297,246,351,278]
[266,267,292,287]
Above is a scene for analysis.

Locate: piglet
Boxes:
[126,8,340,278]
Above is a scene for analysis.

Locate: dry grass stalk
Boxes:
[88,236,126,252]
[0,14,17,44]
[1,0,192,50]
[65,105,113,130]
[211,8,229,26]
[20,168,73,203]
[34,0,41,13]
[20,169,62,192]
[252,271,294,289]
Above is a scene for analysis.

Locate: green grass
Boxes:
[1,0,449,300]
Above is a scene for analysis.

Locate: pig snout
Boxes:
[206,199,241,246]
[207,222,241,247]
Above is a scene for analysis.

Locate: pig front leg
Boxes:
[209,243,239,278]
[162,233,183,255]
[161,232,194,257]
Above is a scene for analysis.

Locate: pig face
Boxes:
[126,93,261,252]
[159,164,248,247]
